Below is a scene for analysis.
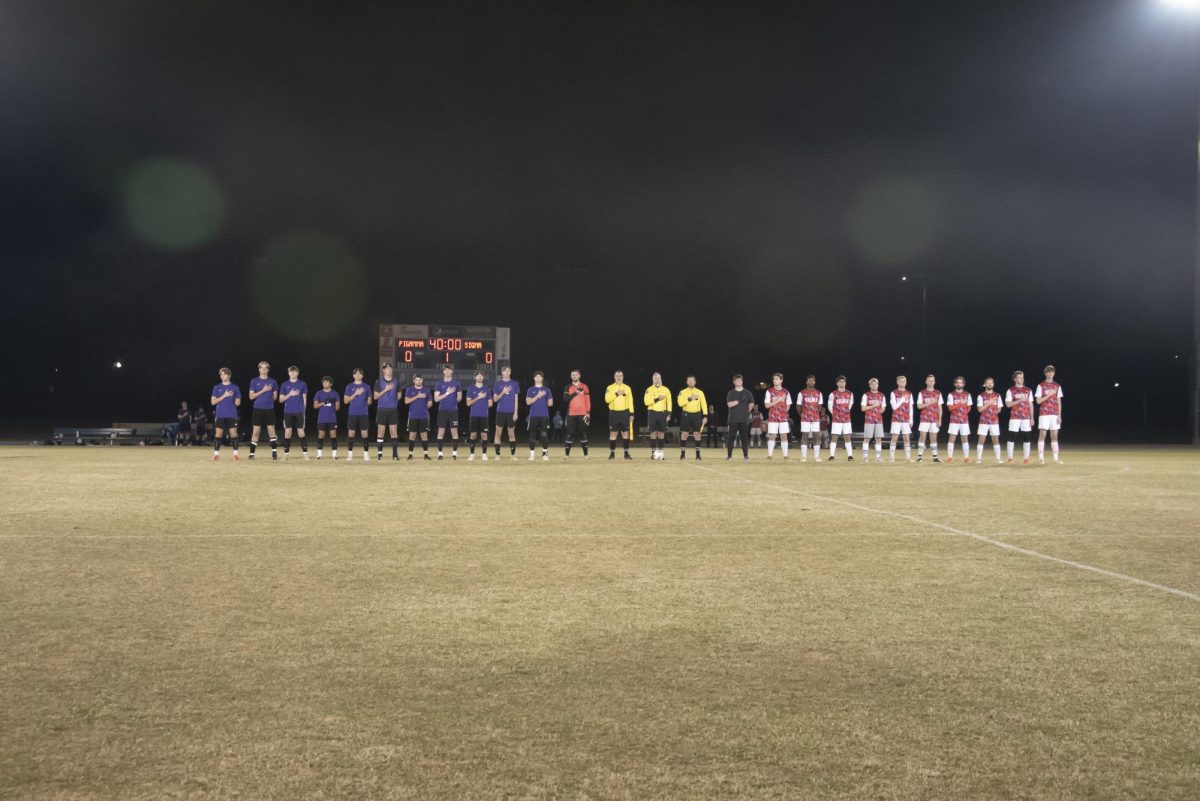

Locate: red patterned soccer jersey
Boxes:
[977,391,1001,425]
[890,389,913,423]
[919,389,943,423]
[1007,386,1034,420]
[948,390,972,425]
[798,389,823,423]
[829,390,853,423]
[861,391,886,425]
[765,387,792,423]
[1037,381,1061,416]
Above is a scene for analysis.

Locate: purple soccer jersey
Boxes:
[405,386,431,419]
[467,385,491,418]
[493,379,519,414]
[436,379,461,411]
[280,380,308,414]
[314,389,339,424]
[249,377,278,410]
[212,383,241,418]
[526,385,551,418]
[344,381,371,415]
[375,377,399,409]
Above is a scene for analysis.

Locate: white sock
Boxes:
[317,448,323,457]
[977,443,984,460]
[829,442,837,458]
[875,442,882,456]
[781,441,789,456]
[767,439,776,456]
[814,446,822,460]
[918,443,925,456]
[948,442,955,459]
[1052,442,1059,460]
[1038,440,1045,458]
[994,444,1002,461]
[801,444,808,459]
[1008,441,1015,459]
[1023,443,1031,460]
[862,442,869,458]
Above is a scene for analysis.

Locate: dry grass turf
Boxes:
[0,444,1198,800]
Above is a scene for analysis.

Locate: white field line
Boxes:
[690,463,1200,605]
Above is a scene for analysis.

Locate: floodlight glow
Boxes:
[1160,0,1200,12]
[1113,382,1120,388]
[114,361,123,369]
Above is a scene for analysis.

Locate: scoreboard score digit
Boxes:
[379,324,511,383]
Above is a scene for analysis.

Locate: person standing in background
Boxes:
[725,374,754,461]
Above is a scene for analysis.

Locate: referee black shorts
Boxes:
[679,411,704,433]
[608,410,631,433]
[647,411,668,433]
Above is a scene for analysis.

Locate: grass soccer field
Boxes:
[1,445,1197,800]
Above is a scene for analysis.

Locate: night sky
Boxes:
[2,1,1197,437]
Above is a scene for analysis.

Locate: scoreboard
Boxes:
[378,323,511,384]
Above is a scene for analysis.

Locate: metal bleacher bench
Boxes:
[52,422,176,446]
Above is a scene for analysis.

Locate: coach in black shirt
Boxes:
[726,374,755,461]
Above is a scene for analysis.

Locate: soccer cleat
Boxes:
[932,456,941,463]
[609,453,616,460]
[725,456,732,461]
[875,456,882,463]
[424,454,432,461]
[964,458,972,463]
[916,456,923,463]
[1039,457,1046,465]
[511,455,518,461]
[332,455,338,460]
[233,454,240,461]
[211,454,219,461]
[407,454,414,461]
[827,456,835,462]
[695,453,702,460]
[946,457,953,463]
[847,456,854,461]
[248,454,255,461]
[392,455,399,461]
[272,453,278,461]
[680,452,686,460]
[452,454,457,460]
[1007,458,1013,464]
[482,454,488,461]
[542,454,549,461]
[1023,459,1030,465]
[624,453,632,460]
[766,455,773,460]
[437,454,444,461]
[529,453,535,461]
[468,454,475,461]
[362,453,369,461]
[743,456,750,462]
[377,453,383,461]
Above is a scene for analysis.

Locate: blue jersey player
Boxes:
[465,371,492,461]
[279,365,308,459]
[343,368,372,462]
[247,360,279,460]
[492,365,520,460]
[373,363,401,460]
[210,367,242,460]
[434,365,463,460]
[404,374,433,460]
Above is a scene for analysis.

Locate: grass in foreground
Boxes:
[0,445,1198,800]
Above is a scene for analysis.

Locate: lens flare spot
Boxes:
[252,233,367,342]
[124,158,225,251]
[846,175,940,267]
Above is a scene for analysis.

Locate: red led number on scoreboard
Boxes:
[485,352,493,364]
[403,351,413,363]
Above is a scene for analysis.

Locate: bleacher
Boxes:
[52,422,178,446]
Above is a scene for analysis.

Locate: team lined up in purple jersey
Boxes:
[208,361,1065,465]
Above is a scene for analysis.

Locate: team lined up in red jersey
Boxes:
[205,362,1064,466]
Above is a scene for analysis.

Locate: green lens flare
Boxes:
[251,233,367,343]
[124,158,225,251]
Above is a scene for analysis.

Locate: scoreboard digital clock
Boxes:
[379,324,511,384]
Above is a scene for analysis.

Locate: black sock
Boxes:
[421,440,428,452]
[214,437,221,453]
[495,443,501,456]
[469,439,476,454]
[283,436,291,453]
[610,440,616,453]
[250,441,257,455]
[582,440,588,456]
[377,438,384,454]
[452,436,459,452]
[301,438,308,453]
[409,439,415,452]
[362,439,369,454]
[392,439,399,456]
[565,441,572,456]
[510,441,516,455]
[623,438,629,452]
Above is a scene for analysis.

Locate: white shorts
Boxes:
[947,423,970,436]
[1008,419,1032,433]
[799,421,820,433]
[918,421,939,433]
[890,422,912,436]
[766,421,790,434]
[1038,415,1060,431]
[976,423,1000,437]
[831,422,852,436]
[863,423,885,440]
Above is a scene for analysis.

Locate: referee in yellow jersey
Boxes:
[643,372,672,460]
[676,375,708,460]
[604,370,635,460]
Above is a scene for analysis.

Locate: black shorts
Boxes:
[679,411,704,433]
[376,408,400,426]
[496,411,516,428]
[609,410,631,433]
[468,417,489,434]
[565,415,589,441]
[283,413,305,430]
[317,421,337,433]
[436,410,460,430]
[214,417,237,430]
[647,411,668,433]
[407,418,430,434]
[528,416,550,437]
[347,414,369,433]
[251,408,275,427]
[177,421,192,433]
